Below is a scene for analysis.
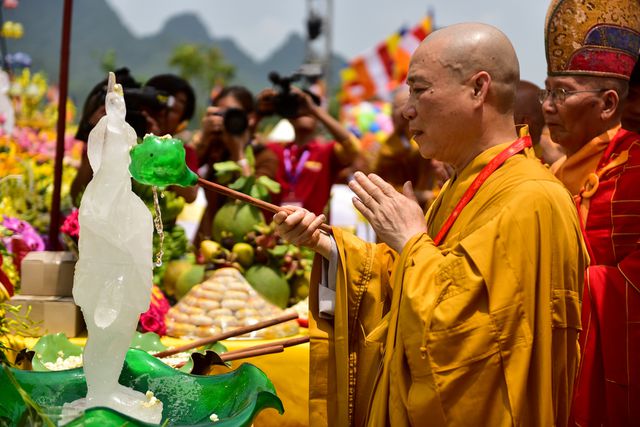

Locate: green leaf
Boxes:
[213,161,243,174]
[245,146,256,171]
[249,185,268,200]
[256,176,281,194]
[269,245,289,257]
[229,176,248,191]
[31,333,83,372]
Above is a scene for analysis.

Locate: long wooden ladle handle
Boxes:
[197,177,332,234]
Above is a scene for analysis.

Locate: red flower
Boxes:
[139,285,170,336]
[140,311,166,336]
[61,210,79,239]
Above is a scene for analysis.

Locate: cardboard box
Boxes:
[20,251,76,297]
[8,295,85,337]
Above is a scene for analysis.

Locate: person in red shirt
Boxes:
[257,87,361,216]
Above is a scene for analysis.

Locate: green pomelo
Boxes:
[244,265,290,309]
[212,201,265,244]
[175,265,205,300]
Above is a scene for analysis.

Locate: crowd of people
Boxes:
[69,0,640,425]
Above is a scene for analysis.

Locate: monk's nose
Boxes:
[402,103,416,121]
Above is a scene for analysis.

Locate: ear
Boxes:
[600,89,620,121]
[469,71,491,106]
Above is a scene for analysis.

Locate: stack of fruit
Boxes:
[162,149,313,334]
[165,267,298,339]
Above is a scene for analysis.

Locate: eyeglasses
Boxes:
[538,88,608,104]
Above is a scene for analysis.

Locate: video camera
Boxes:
[267,71,323,119]
[268,71,303,119]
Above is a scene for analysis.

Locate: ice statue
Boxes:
[70,72,162,423]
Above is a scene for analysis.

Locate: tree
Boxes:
[100,49,117,74]
[168,44,235,91]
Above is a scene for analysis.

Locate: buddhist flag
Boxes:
[340,15,433,104]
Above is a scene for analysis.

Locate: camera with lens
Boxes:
[209,106,249,136]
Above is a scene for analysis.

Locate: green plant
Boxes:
[213,146,281,199]
[0,303,54,427]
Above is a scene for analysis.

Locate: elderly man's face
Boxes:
[541,76,607,154]
[402,42,472,166]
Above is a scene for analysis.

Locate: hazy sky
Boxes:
[105,0,549,86]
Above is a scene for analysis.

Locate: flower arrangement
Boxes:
[0,128,80,234]
[8,68,76,131]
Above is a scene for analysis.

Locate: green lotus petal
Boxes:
[205,341,228,355]
[0,349,284,426]
[130,331,168,353]
[31,333,83,372]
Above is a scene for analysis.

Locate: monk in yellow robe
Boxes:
[274,23,588,426]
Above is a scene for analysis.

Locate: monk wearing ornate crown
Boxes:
[542,1,640,425]
[273,22,588,426]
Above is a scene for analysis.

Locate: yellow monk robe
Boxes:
[308,142,589,426]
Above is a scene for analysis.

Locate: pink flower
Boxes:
[60,209,79,239]
[140,311,166,336]
[1,216,44,252]
[139,285,170,335]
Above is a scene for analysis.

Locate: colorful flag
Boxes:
[340,15,433,104]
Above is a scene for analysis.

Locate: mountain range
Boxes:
[4,0,347,114]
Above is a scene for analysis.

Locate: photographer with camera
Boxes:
[70,71,199,206]
[189,85,279,245]
[140,74,199,203]
[71,68,142,206]
[256,73,361,216]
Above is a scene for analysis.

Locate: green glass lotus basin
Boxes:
[0,348,284,426]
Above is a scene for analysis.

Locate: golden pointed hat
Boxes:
[545,0,640,80]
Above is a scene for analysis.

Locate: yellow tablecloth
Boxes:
[11,332,310,427]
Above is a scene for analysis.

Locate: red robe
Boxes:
[557,127,640,426]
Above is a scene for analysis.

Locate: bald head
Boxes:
[419,23,520,113]
[404,23,521,170]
